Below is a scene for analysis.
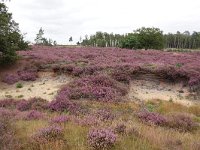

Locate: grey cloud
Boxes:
[6,0,200,44]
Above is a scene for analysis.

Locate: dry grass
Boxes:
[10,100,200,150]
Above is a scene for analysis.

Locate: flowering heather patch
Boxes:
[0,108,18,119]
[53,64,75,74]
[88,128,117,149]
[16,100,31,111]
[18,46,200,90]
[24,110,44,120]
[28,97,48,111]
[17,70,38,81]
[2,70,38,85]
[0,99,18,109]
[58,75,128,102]
[16,98,48,111]
[32,126,64,143]
[50,115,70,124]
[2,74,20,84]
[166,113,198,132]
[48,98,79,113]
[71,66,102,76]
[137,111,167,126]
[0,111,21,150]
[114,123,126,134]
[111,69,132,84]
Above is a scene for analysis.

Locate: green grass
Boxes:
[16,83,23,88]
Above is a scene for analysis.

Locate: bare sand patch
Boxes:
[128,79,196,106]
[0,72,71,101]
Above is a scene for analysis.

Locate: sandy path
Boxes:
[0,72,71,101]
[128,80,195,106]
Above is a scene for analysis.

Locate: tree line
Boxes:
[81,28,200,50]
[164,31,200,49]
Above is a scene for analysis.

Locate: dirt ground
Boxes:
[128,79,196,106]
[0,71,199,106]
[0,72,71,101]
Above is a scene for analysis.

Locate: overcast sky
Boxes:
[5,0,200,44]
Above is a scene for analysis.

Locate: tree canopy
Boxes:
[34,27,56,46]
[81,27,200,50]
[0,2,28,65]
[81,27,164,50]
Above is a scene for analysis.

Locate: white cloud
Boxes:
[4,0,200,44]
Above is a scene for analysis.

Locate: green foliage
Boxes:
[96,39,106,47]
[0,2,28,65]
[165,31,200,49]
[134,27,164,50]
[119,27,164,50]
[81,28,164,50]
[120,33,140,49]
[176,63,183,68]
[16,83,23,88]
[81,32,123,47]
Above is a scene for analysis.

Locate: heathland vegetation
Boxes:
[0,2,200,150]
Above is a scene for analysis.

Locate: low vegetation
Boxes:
[0,2,200,150]
[0,98,199,150]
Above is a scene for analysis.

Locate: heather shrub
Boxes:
[0,108,19,119]
[17,70,38,81]
[137,111,167,126]
[72,67,84,76]
[62,64,75,73]
[48,98,78,113]
[53,64,76,74]
[1,70,38,85]
[72,66,101,76]
[60,75,128,102]
[111,70,131,84]
[24,110,44,120]
[90,86,123,102]
[88,128,117,149]
[0,114,20,150]
[16,100,31,111]
[18,46,200,89]
[32,126,64,143]
[16,98,48,111]
[114,123,126,134]
[0,99,18,109]
[2,74,19,84]
[29,97,48,111]
[165,113,198,132]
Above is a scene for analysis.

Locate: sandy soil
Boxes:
[0,72,71,101]
[128,79,195,106]
[0,71,198,106]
